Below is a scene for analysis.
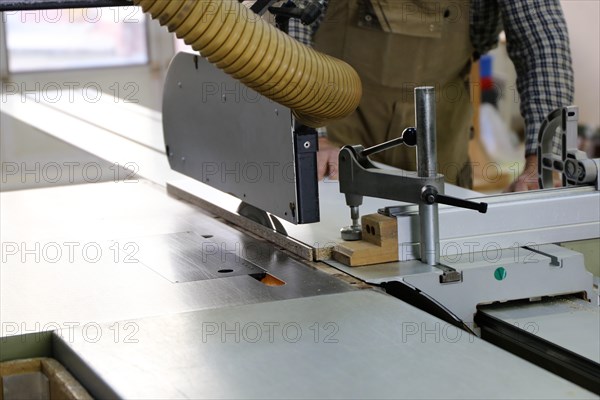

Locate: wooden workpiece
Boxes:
[361,213,398,246]
[334,213,400,266]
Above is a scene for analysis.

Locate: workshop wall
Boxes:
[0,15,173,191]
[561,0,600,128]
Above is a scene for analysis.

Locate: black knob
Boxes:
[402,127,417,147]
[301,1,323,24]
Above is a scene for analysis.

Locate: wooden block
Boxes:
[333,240,398,267]
[333,213,400,266]
[0,358,41,376]
[0,358,92,400]
[361,213,397,246]
[42,358,93,400]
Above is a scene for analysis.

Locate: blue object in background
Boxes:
[480,54,493,79]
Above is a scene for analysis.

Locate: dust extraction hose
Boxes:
[133,0,362,127]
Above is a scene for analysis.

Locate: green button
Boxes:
[494,267,507,281]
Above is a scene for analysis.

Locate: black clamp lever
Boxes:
[421,186,488,214]
[361,127,417,157]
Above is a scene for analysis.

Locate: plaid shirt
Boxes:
[289,0,574,156]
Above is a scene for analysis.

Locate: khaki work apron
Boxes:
[315,0,474,187]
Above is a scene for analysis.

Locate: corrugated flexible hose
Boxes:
[133,0,362,127]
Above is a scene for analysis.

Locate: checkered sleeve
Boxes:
[287,0,328,46]
[287,1,329,137]
[497,0,574,156]
[470,0,503,58]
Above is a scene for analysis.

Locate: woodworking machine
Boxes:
[155,6,600,393]
[159,52,599,392]
[162,53,598,334]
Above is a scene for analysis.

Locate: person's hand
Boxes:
[504,154,539,192]
[317,137,340,180]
